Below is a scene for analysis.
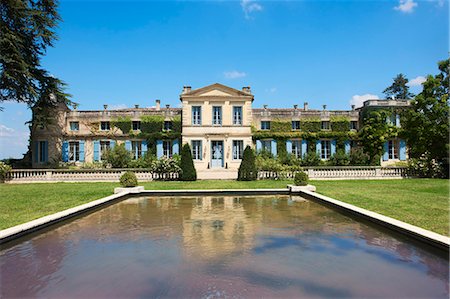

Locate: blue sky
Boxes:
[0,0,448,159]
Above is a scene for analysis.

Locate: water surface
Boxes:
[1,195,448,298]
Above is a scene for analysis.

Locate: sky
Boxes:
[0,0,448,159]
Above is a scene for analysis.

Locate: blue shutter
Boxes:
[93,140,100,161]
[331,140,336,156]
[43,141,48,163]
[344,140,351,154]
[34,141,39,163]
[125,140,132,151]
[301,140,307,157]
[79,141,85,162]
[271,139,277,157]
[395,114,400,127]
[142,140,148,157]
[256,140,262,152]
[172,139,179,155]
[383,142,389,161]
[110,140,116,148]
[399,139,406,161]
[62,141,69,162]
[286,140,292,154]
[316,140,321,155]
[156,140,163,159]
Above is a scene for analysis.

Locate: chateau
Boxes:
[31,83,410,172]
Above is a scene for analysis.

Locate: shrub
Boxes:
[294,171,309,186]
[408,152,444,178]
[150,156,181,175]
[80,162,104,169]
[127,153,155,168]
[120,171,138,187]
[301,151,321,166]
[330,149,350,166]
[0,162,12,182]
[349,147,370,166]
[104,144,131,168]
[238,145,257,181]
[180,143,197,181]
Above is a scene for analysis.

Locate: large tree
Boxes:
[402,59,449,174]
[0,0,70,115]
[383,73,414,99]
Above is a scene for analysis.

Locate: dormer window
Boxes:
[321,121,330,130]
[292,121,300,130]
[100,121,110,131]
[132,121,141,131]
[261,121,270,130]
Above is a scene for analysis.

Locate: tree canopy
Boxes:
[0,0,71,115]
[383,73,414,99]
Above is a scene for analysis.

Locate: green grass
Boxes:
[313,179,450,236]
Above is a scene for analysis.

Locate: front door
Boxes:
[211,141,224,168]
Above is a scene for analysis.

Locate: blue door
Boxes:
[211,141,224,168]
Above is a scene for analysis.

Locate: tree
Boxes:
[403,59,449,176]
[0,0,71,114]
[238,145,257,181]
[179,143,197,181]
[383,74,414,99]
[104,144,131,168]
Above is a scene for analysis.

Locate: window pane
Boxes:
[233,140,243,159]
[213,107,222,125]
[70,122,79,131]
[192,106,201,125]
[233,107,242,125]
[132,121,141,130]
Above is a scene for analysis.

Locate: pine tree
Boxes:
[180,143,197,181]
[238,145,257,181]
[383,74,414,99]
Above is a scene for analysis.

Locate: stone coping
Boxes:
[297,189,450,252]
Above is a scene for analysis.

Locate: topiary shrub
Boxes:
[238,145,257,181]
[180,143,197,181]
[120,171,138,187]
[294,171,309,186]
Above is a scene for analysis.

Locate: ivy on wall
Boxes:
[112,116,132,134]
[330,116,350,132]
[252,131,357,140]
[270,119,292,132]
[300,118,321,132]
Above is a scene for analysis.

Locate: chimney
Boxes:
[135,104,139,109]
[242,86,251,93]
[304,102,308,111]
[155,100,160,111]
[293,104,298,110]
[183,86,192,94]
[103,104,108,110]
[351,105,355,111]
[323,104,327,110]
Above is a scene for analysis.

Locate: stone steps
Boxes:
[197,169,238,180]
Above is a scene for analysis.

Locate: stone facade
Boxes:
[31,83,410,170]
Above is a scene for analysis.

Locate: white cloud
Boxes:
[407,76,426,87]
[0,124,14,137]
[394,0,418,13]
[241,0,263,19]
[224,70,247,79]
[350,94,380,108]
[109,104,127,110]
[265,87,277,93]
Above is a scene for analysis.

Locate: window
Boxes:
[233,106,243,125]
[131,141,142,159]
[292,121,300,130]
[261,140,272,152]
[261,121,270,130]
[321,121,330,130]
[321,140,331,160]
[163,140,173,158]
[191,140,202,160]
[350,121,358,130]
[100,141,110,160]
[212,106,222,125]
[388,140,399,159]
[292,140,302,158]
[100,121,110,131]
[38,141,46,163]
[386,115,396,126]
[233,140,244,160]
[132,121,141,131]
[69,122,79,131]
[164,121,172,131]
[192,106,201,125]
[69,141,80,162]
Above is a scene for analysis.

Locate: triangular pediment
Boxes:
[182,83,251,97]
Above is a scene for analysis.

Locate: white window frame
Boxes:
[388,140,399,160]
[131,141,142,159]
[261,140,272,152]
[292,121,300,130]
[68,141,80,162]
[132,121,141,131]
[321,121,330,130]
[191,140,202,160]
[291,140,302,158]
[212,106,222,125]
[233,140,244,160]
[192,106,202,125]
[163,140,173,158]
[261,121,270,130]
[321,140,331,160]
[100,140,111,160]
[69,121,79,131]
[233,106,243,125]
[100,121,110,131]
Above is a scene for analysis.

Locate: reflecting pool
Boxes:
[1,195,448,298]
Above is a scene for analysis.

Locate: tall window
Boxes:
[321,140,331,160]
[233,140,244,160]
[191,140,202,160]
[388,140,399,159]
[38,141,46,163]
[292,121,300,130]
[164,121,172,131]
[261,121,270,130]
[69,122,79,131]
[100,121,110,131]
[321,121,330,130]
[69,141,80,162]
[212,106,222,125]
[192,106,201,125]
[132,121,141,131]
[131,141,142,159]
[386,115,396,126]
[292,140,302,158]
[350,121,358,130]
[100,141,110,160]
[233,106,243,125]
[261,140,271,152]
[163,140,172,158]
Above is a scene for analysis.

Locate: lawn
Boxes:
[313,179,449,236]
[0,179,448,236]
